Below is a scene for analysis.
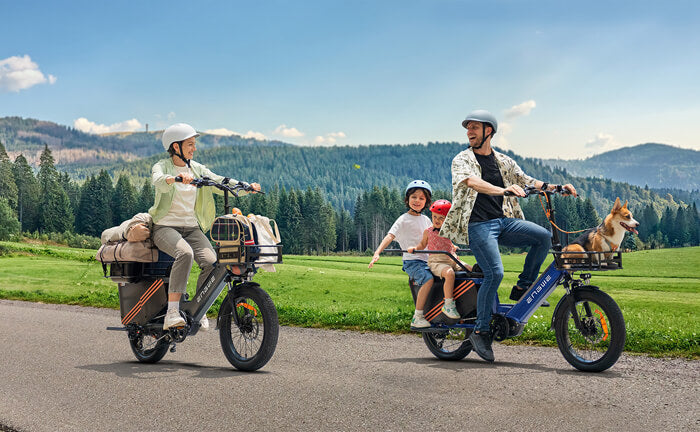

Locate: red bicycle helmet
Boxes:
[429,199,452,216]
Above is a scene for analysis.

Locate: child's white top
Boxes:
[388,212,431,261]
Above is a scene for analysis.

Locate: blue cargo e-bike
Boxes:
[105,178,282,371]
[389,186,626,372]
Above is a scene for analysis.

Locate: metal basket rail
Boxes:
[551,250,623,271]
[215,243,283,266]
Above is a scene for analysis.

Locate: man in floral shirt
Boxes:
[440,110,576,362]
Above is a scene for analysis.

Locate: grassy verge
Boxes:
[1,241,698,358]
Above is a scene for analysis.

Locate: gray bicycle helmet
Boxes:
[461,110,498,149]
[405,180,432,196]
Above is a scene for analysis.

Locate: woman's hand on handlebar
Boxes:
[249,182,261,193]
[169,173,194,185]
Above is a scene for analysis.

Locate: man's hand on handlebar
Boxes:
[502,184,527,197]
[560,183,577,197]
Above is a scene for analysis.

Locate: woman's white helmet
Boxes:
[161,123,200,151]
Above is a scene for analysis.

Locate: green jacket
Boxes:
[148,158,248,232]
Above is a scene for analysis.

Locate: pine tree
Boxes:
[112,174,138,224]
[12,154,40,232]
[0,197,20,240]
[76,176,102,237]
[37,145,74,233]
[138,180,154,213]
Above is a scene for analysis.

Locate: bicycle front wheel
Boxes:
[218,284,279,371]
[554,289,625,372]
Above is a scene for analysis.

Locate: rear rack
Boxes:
[552,250,623,271]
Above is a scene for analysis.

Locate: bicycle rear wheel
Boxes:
[422,328,473,361]
[218,284,279,371]
[554,289,625,372]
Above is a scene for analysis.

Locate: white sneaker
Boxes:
[199,315,210,332]
[163,309,186,330]
[442,300,460,319]
[411,314,431,329]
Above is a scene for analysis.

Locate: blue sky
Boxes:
[1,0,699,158]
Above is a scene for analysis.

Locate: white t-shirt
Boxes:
[156,165,199,228]
[388,212,432,261]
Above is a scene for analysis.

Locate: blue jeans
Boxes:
[468,218,552,332]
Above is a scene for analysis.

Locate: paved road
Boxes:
[1,300,697,431]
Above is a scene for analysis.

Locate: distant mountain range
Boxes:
[1,117,698,214]
[541,143,700,191]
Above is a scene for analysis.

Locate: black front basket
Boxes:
[552,250,623,271]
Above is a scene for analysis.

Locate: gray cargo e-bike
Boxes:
[106,178,282,371]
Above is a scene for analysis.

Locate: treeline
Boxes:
[1,142,698,253]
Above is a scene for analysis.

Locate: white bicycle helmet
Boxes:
[161,123,200,151]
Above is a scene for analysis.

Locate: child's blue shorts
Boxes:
[402,259,433,286]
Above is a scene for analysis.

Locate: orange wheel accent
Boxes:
[236,302,258,316]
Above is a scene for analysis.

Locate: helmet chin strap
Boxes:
[174,143,191,168]
[470,124,493,150]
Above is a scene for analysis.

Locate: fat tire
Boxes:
[422,329,473,361]
[219,285,279,371]
[129,332,169,363]
[554,289,625,372]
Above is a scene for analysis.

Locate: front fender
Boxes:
[216,281,261,328]
[550,285,600,330]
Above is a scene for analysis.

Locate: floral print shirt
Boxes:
[440,147,538,245]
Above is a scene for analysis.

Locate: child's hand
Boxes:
[407,247,415,254]
[368,254,380,269]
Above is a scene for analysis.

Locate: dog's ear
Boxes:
[612,197,622,212]
[623,200,629,209]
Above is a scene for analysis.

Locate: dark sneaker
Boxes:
[510,285,550,307]
[468,330,495,362]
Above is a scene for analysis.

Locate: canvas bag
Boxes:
[246,215,281,271]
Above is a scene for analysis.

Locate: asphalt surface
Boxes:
[0,299,698,432]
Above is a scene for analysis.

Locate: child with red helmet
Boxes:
[408,199,473,327]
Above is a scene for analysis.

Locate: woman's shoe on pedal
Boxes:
[163,309,186,330]
[199,315,210,331]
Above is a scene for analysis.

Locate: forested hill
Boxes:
[541,143,700,191]
[0,116,288,169]
[100,142,691,217]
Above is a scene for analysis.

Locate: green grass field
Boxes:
[1,241,698,358]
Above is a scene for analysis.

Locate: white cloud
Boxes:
[0,55,57,92]
[585,133,620,152]
[74,117,143,134]
[273,124,304,138]
[205,128,267,140]
[313,131,347,145]
[205,128,236,136]
[504,100,536,119]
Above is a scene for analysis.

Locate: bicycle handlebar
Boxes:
[503,184,572,197]
[174,176,264,196]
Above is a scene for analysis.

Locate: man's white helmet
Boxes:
[161,123,200,151]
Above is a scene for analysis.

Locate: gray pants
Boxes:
[152,225,217,295]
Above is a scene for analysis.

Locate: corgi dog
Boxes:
[562,197,639,264]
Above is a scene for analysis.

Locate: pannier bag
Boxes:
[96,240,160,263]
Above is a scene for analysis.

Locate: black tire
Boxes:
[422,328,473,361]
[554,289,625,372]
[129,330,169,363]
[219,284,279,371]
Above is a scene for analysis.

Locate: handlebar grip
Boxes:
[174,176,183,182]
[503,190,514,196]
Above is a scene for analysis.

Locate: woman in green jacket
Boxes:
[150,123,260,330]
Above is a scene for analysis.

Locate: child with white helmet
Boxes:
[408,199,473,325]
[368,180,437,330]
